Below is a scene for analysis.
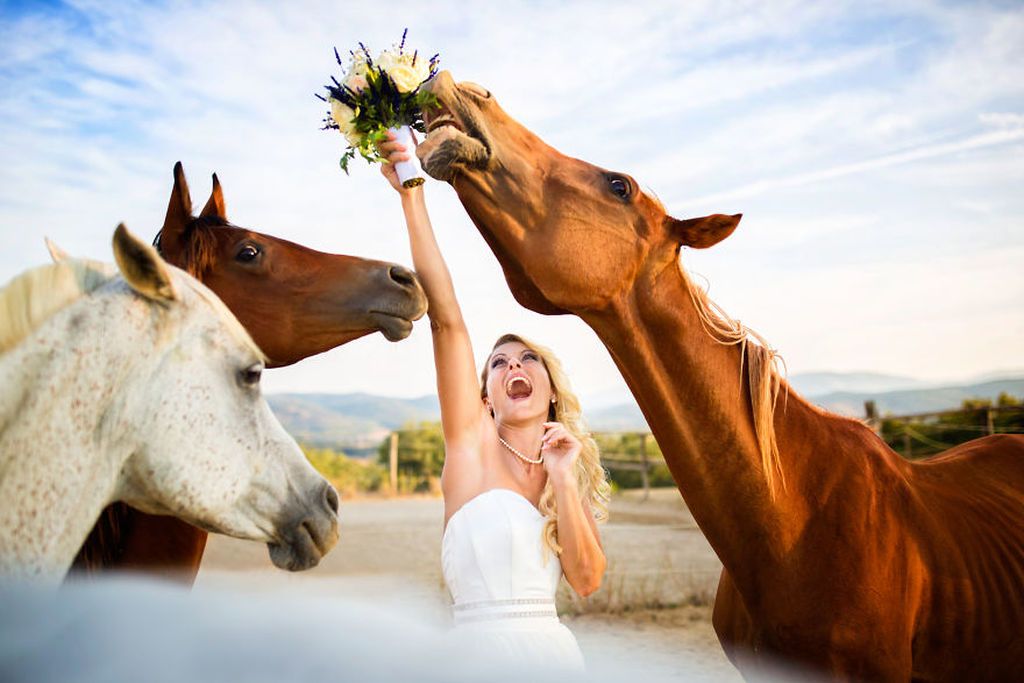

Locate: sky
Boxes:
[1,0,1022,403]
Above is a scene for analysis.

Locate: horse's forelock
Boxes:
[155,216,264,362]
[179,216,227,280]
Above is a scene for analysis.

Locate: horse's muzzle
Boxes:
[266,482,340,571]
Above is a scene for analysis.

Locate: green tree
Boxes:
[303,444,385,495]
[378,421,445,493]
[592,432,675,489]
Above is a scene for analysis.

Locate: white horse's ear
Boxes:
[45,237,69,263]
[112,223,178,302]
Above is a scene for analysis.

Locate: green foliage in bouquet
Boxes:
[317,31,440,174]
[333,70,439,174]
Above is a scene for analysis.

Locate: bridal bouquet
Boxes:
[317,30,439,187]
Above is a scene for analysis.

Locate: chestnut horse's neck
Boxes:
[584,256,882,592]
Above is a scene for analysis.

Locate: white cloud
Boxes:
[679,126,1024,206]
[1,0,1023,402]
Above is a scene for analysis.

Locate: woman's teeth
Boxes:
[506,376,533,399]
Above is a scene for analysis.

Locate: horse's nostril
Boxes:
[388,265,417,289]
[323,483,340,515]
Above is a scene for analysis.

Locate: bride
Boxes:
[379,133,610,670]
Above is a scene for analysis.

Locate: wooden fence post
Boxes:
[640,433,650,501]
[864,400,879,433]
[902,432,912,459]
[389,432,399,494]
[985,408,995,436]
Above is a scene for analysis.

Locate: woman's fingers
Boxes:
[377,133,410,162]
[378,140,405,154]
[378,144,409,163]
[541,422,581,464]
[541,423,573,449]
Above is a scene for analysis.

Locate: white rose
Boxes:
[329,98,361,146]
[376,49,430,93]
[387,63,422,93]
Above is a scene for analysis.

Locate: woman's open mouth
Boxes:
[506,375,533,400]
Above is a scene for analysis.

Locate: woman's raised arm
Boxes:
[379,134,486,488]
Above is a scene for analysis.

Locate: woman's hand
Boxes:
[541,421,581,483]
[378,130,419,195]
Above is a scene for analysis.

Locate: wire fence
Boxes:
[376,401,1024,493]
[864,402,1024,460]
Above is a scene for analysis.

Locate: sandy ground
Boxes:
[197,489,742,681]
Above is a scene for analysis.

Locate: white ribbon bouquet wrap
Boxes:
[318,31,439,188]
[388,124,423,187]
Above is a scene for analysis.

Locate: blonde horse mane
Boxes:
[681,265,787,495]
[0,254,263,363]
[0,259,116,355]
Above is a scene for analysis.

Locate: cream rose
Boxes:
[329,98,361,146]
[376,50,430,93]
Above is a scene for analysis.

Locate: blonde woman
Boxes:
[379,132,610,669]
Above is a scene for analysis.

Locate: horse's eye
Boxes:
[236,244,261,263]
[608,175,631,200]
[239,363,263,387]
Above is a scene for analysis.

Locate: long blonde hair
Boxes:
[481,333,611,556]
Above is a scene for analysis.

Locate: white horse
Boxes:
[0,225,339,585]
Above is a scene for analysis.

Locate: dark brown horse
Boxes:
[72,163,427,583]
[416,71,1024,681]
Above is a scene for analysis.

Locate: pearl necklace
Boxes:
[498,435,544,465]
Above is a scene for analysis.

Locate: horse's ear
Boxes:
[159,161,193,260]
[113,223,178,303]
[44,237,69,263]
[199,173,227,219]
[668,213,742,249]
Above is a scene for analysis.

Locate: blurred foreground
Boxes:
[2,490,775,681]
[196,489,740,680]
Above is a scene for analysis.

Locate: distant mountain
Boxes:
[266,393,439,449]
[786,371,928,397]
[963,368,1024,385]
[810,378,1024,417]
[585,401,649,432]
[579,377,1024,430]
[583,371,934,428]
[267,376,1024,446]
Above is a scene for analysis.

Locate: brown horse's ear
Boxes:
[200,173,227,219]
[669,213,742,249]
[113,223,178,303]
[159,161,193,260]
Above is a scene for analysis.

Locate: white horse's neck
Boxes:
[0,281,153,585]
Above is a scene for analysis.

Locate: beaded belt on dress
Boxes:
[451,598,558,625]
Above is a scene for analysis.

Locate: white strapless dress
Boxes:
[441,488,585,671]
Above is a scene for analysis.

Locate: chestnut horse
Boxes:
[415,71,1024,681]
[71,163,427,584]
